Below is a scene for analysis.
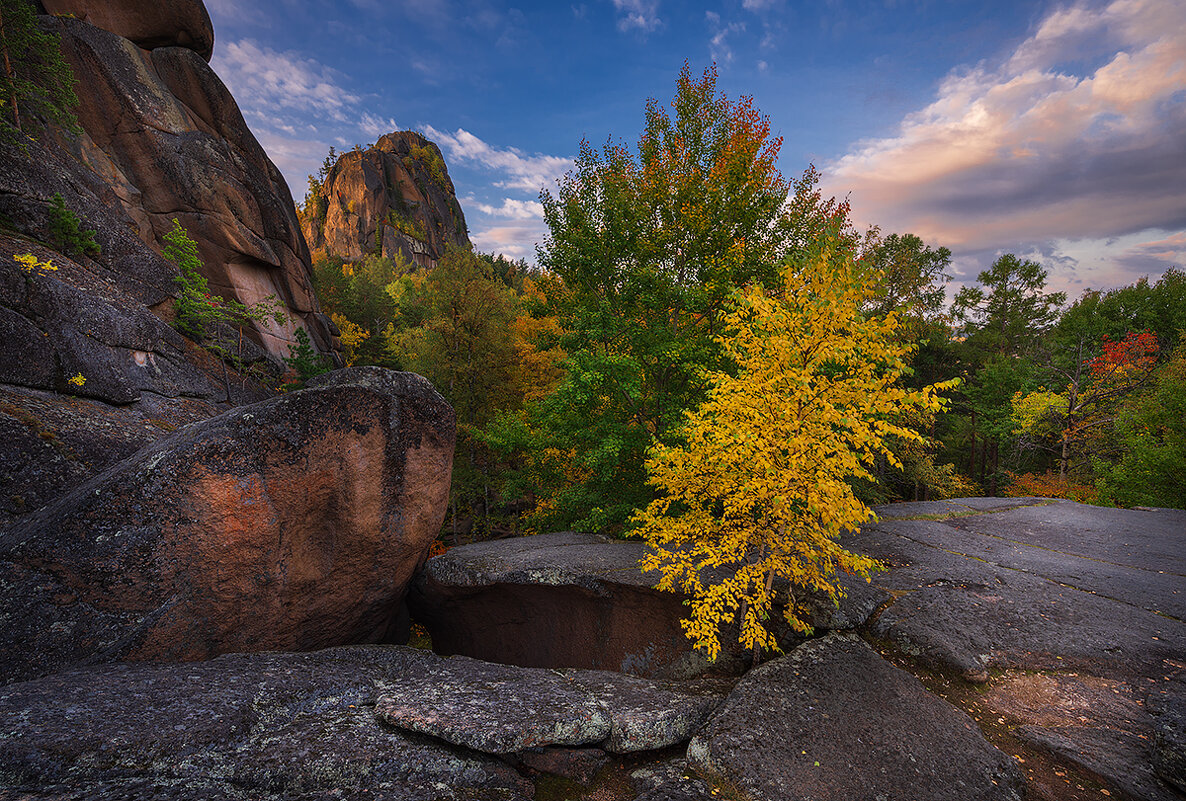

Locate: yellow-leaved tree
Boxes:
[633,236,956,663]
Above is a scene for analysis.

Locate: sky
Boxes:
[204,0,1186,300]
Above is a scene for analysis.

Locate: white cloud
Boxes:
[464,197,545,219]
[469,224,548,260]
[422,125,571,193]
[212,40,360,122]
[706,12,746,64]
[824,0,1186,273]
[359,113,401,139]
[611,0,661,33]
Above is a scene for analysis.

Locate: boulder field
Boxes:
[2,494,1183,799]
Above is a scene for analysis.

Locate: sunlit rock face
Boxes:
[302,131,471,269]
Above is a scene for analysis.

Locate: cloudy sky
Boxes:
[205,0,1185,297]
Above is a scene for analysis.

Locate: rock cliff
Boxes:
[301,131,470,268]
[0,1,338,361]
[0,0,348,526]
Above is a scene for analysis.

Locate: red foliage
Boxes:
[1087,331,1158,379]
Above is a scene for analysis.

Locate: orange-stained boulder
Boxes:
[0,367,455,684]
[40,0,214,61]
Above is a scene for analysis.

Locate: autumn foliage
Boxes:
[633,240,956,661]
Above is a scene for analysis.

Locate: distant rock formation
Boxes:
[0,2,338,361]
[301,131,470,268]
[0,368,455,684]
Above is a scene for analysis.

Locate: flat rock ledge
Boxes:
[0,644,725,800]
[688,633,1025,801]
[409,531,888,679]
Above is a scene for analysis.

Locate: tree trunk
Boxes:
[0,8,22,132]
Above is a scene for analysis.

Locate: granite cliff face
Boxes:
[0,0,344,526]
[0,1,337,360]
[301,131,470,268]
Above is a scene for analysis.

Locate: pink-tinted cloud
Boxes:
[824,0,1186,269]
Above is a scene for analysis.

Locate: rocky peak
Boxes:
[302,131,470,269]
[38,0,215,62]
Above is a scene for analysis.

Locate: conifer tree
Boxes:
[0,0,79,141]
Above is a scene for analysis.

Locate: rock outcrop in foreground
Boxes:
[0,367,454,685]
[409,531,888,679]
[301,132,470,268]
[0,641,1027,801]
[689,633,1023,801]
[411,498,1186,800]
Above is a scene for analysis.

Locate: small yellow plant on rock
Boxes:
[14,253,57,275]
[67,373,86,387]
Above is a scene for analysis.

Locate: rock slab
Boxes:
[0,645,530,800]
[687,633,1024,801]
[374,653,724,755]
[0,367,454,684]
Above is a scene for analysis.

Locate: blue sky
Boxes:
[205,0,1185,298]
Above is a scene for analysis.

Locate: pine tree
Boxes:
[0,0,79,141]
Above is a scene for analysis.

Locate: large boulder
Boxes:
[40,0,215,61]
[0,645,532,800]
[687,634,1024,801]
[302,132,470,268]
[0,367,455,684]
[856,498,1186,800]
[858,499,1186,682]
[409,531,888,679]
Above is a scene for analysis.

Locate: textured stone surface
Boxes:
[302,132,470,268]
[561,670,726,753]
[977,671,1180,801]
[375,655,612,753]
[859,498,1186,682]
[0,13,338,362]
[687,634,1023,801]
[410,532,886,679]
[0,367,454,684]
[0,646,531,800]
[858,497,1186,800]
[374,653,724,755]
[511,747,610,785]
[40,0,215,61]
[1149,676,1186,793]
[630,759,717,801]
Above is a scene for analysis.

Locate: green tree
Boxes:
[524,64,850,534]
[865,233,951,328]
[163,219,288,396]
[953,254,1066,357]
[0,0,78,140]
[1096,335,1186,509]
[634,240,954,662]
[47,192,98,257]
[950,255,1065,491]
